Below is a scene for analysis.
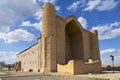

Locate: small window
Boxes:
[38,69,40,72]
[29,69,33,72]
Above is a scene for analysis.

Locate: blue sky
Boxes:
[0,0,120,65]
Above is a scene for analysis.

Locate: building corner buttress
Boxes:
[90,30,100,60]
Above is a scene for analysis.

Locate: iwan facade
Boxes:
[14,3,101,74]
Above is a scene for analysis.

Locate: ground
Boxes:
[0,71,120,80]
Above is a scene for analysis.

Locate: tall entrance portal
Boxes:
[65,20,84,63]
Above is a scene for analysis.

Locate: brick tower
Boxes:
[40,3,57,72]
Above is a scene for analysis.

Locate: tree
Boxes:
[0,62,6,69]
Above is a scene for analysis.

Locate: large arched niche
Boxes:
[65,20,84,63]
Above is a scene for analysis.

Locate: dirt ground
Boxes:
[1,75,89,80]
[78,71,120,80]
[0,71,120,80]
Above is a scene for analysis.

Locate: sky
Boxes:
[0,0,120,65]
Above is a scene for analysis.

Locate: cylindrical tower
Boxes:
[42,3,56,37]
[40,3,57,72]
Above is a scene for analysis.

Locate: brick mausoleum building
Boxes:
[14,3,101,74]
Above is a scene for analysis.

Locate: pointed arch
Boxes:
[65,16,84,63]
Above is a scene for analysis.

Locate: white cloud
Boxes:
[83,0,119,11]
[67,1,81,11]
[110,21,120,27]
[55,6,60,11]
[91,24,111,35]
[32,21,42,30]
[21,21,32,26]
[34,10,42,20]
[78,17,88,29]
[0,29,35,43]
[0,0,39,31]
[83,0,101,11]
[67,0,86,11]
[0,0,59,30]
[21,20,42,31]
[100,49,119,54]
[91,22,120,40]
[0,51,18,64]
[97,0,119,11]
[100,28,120,40]
[0,26,10,33]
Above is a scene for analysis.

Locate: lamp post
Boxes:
[110,55,114,73]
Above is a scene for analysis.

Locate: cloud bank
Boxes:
[83,0,119,11]
[91,22,120,40]
[0,29,34,43]
[0,51,18,64]
[67,0,119,12]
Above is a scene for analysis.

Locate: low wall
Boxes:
[57,60,101,74]
[57,60,74,74]
[74,60,102,74]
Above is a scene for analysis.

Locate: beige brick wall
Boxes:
[17,44,39,72]
[74,60,102,74]
[57,60,74,74]
[82,30,91,61]
[56,15,66,64]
